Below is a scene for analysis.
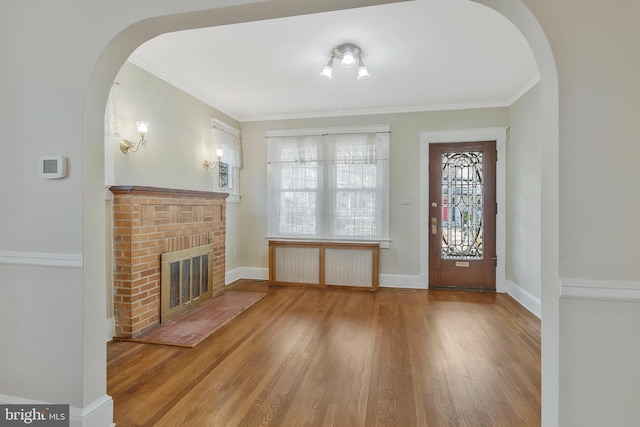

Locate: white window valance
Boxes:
[212,119,241,196]
[212,118,242,168]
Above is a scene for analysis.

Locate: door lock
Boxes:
[431,217,437,235]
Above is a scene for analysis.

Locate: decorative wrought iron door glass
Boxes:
[440,151,484,259]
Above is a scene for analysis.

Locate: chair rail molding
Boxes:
[0,251,83,268]
[560,278,640,302]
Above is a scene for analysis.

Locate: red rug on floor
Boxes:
[119,291,267,348]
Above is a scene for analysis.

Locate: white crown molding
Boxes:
[0,251,83,268]
[560,279,640,302]
[127,56,241,121]
[127,56,539,123]
[242,100,511,122]
[506,73,541,105]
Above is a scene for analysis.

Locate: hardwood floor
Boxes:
[108,281,541,426]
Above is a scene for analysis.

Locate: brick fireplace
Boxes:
[110,186,227,338]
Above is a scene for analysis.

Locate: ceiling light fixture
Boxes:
[321,43,369,80]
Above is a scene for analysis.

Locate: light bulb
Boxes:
[357,59,370,80]
[136,121,149,134]
[341,48,356,68]
[320,57,334,79]
[215,148,224,158]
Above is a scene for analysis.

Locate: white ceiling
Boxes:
[129,0,538,122]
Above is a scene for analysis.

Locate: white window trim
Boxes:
[419,127,507,292]
[212,118,241,202]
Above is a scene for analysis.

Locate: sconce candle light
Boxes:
[120,121,150,154]
[203,148,224,170]
[203,148,228,189]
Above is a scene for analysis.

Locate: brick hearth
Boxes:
[110,186,227,338]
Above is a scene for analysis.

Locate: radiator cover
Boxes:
[268,240,379,291]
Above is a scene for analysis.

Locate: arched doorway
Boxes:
[471,2,560,424]
[82,1,559,423]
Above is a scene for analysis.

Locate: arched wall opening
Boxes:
[82,0,559,423]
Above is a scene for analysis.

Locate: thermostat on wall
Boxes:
[39,155,67,179]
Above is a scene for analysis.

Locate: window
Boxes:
[267,125,390,242]
[212,119,241,202]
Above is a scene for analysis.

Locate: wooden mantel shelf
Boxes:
[109,185,228,199]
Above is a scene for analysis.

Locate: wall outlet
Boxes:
[400,193,413,205]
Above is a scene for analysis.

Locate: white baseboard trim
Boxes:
[506,280,541,318]
[560,278,640,302]
[0,251,83,268]
[223,267,537,316]
[225,267,268,285]
[0,394,114,427]
[226,270,429,290]
[106,317,115,343]
[379,274,426,289]
[70,395,114,427]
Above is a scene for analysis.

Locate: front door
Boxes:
[429,141,496,290]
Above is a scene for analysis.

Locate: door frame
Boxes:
[420,127,507,292]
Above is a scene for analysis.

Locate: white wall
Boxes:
[510,1,640,425]
[506,82,542,314]
[0,267,84,405]
[109,62,236,191]
[238,109,510,280]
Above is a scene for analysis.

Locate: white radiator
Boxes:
[269,241,379,290]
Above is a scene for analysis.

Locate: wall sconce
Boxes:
[120,121,149,154]
[203,148,228,188]
[203,148,224,170]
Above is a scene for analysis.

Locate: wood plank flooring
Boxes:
[108,280,541,426]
